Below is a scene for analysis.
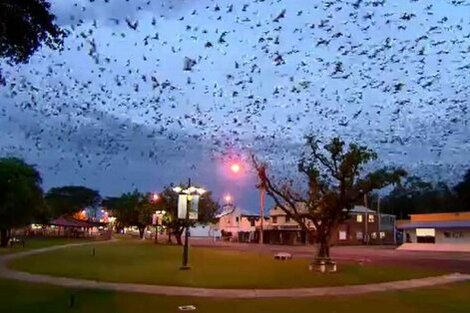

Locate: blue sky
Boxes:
[1,0,469,212]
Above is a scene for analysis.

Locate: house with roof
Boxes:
[216,204,268,243]
[263,205,396,245]
[397,211,470,252]
[216,202,396,245]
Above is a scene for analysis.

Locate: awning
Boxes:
[48,216,106,228]
[399,220,470,230]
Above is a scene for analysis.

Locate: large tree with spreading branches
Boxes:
[45,186,101,218]
[0,0,64,83]
[109,191,157,239]
[0,157,43,247]
[252,136,406,263]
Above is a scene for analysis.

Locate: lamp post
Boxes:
[173,178,205,270]
[151,193,161,244]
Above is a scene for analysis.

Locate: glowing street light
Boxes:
[224,194,232,203]
[230,163,241,173]
[151,193,160,202]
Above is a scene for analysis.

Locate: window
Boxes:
[272,216,277,223]
[250,219,255,227]
[371,232,377,239]
[235,217,239,223]
[339,230,347,240]
[356,214,363,223]
[380,232,386,239]
[416,228,435,237]
[368,214,375,223]
[356,231,363,240]
[416,228,436,244]
[285,216,291,223]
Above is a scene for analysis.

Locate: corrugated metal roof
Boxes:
[399,220,470,229]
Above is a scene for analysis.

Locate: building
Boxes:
[217,204,268,243]
[397,212,470,252]
[262,203,314,245]
[189,223,221,239]
[332,206,396,245]
[216,203,396,246]
[263,205,396,246]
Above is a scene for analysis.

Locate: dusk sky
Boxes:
[1,0,469,212]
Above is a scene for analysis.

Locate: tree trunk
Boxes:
[316,237,330,260]
[315,231,331,261]
[175,231,183,245]
[138,227,145,239]
[167,230,172,244]
[0,228,10,248]
[154,227,158,244]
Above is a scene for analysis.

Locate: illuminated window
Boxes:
[380,232,386,239]
[368,214,375,223]
[416,228,435,237]
[356,214,363,223]
[371,232,377,239]
[356,232,363,240]
[339,230,347,240]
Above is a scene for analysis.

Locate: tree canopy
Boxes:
[106,191,157,239]
[454,169,470,210]
[380,176,460,219]
[0,0,64,82]
[45,186,101,218]
[253,136,406,261]
[0,157,43,246]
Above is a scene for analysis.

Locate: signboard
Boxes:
[189,195,200,220]
[177,194,188,219]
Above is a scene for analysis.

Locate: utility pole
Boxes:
[377,196,381,243]
[181,177,191,270]
[259,186,265,244]
[364,194,368,245]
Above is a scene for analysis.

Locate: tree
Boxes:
[0,157,43,247]
[0,0,64,83]
[45,186,101,218]
[159,186,219,245]
[455,168,470,210]
[252,136,406,263]
[110,191,157,239]
[381,176,459,218]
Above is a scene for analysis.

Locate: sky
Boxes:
[1,0,469,212]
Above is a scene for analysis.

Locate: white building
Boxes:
[397,212,470,252]
[217,204,268,242]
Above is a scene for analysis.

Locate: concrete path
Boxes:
[1,241,469,299]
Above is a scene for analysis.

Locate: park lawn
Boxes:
[0,278,470,313]
[0,237,90,255]
[10,240,444,289]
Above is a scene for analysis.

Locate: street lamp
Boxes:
[173,179,206,270]
[230,163,241,173]
[224,194,233,204]
[150,193,161,244]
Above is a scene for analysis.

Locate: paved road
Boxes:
[1,240,470,298]
[191,240,470,273]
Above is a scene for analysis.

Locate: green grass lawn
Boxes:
[1,278,469,313]
[0,237,90,255]
[9,240,444,289]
